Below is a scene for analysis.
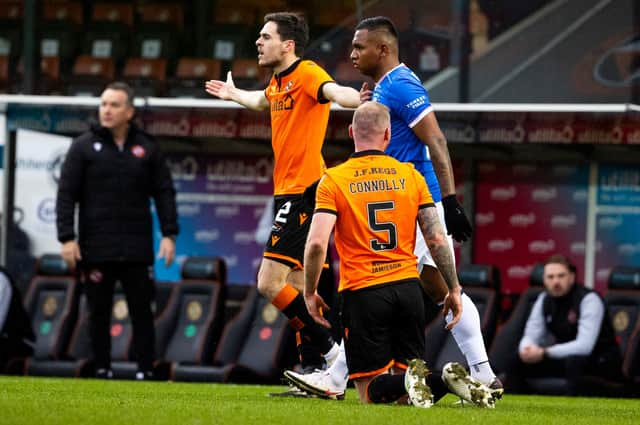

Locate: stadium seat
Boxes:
[489,263,545,376]
[168,58,221,98]
[138,3,184,30]
[423,264,500,372]
[41,2,83,76]
[0,25,21,64]
[172,286,296,384]
[333,59,367,90]
[605,267,640,394]
[66,55,115,96]
[0,55,9,93]
[0,267,35,373]
[151,257,227,380]
[205,29,252,62]
[362,3,412,32]
[24,295,93,378]
[24,278,181,379]
[4,254,79,375]
[80,3,134,69]
[131,28,180,65]
[230,58,270,89]
[43,2,83,26]
[222,283,253,324]
[14,56,62,95]
[122,57,167,97]
[92,3,134,27]
[153,281,176,319]
[310,1,356,30]
[0,1,22,21]
[212,3,258,27]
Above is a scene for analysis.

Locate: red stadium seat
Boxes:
[123,57,167,96]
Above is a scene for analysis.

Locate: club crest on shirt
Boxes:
[93,142,102,152]
[284,81,294,91]
[131,145,146,158]
[567,309,577,325]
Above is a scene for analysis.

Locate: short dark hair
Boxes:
[544,254,576,274]
[355,16,399,41]
[264,12,309,57]
[104,81,134,107]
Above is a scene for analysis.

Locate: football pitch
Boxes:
[1,376,638,425]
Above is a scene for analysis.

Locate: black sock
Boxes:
[427,371,449,403]
[296,330,325,372]
[367,374,406,404]
[281,293,334,353]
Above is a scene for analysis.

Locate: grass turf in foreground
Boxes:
[1,376,638,425]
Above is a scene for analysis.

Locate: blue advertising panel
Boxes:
[595,164,640,291]
[152,153,273,284]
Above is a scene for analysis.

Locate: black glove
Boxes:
[441,194,473,243]
[302,179,320,210]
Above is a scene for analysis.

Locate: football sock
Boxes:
[272,283,335,356]
[366,374,406,404]
[325,340,348,380]
[445,293,496,384]
[293,330,322,371]
[469,361,496,385]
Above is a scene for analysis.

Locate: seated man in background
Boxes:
[508,254,624,395]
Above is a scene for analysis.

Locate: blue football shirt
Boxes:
[372,64,441,202]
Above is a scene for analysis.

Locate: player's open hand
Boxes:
[304,292,331,329]
[205,71,236,100]
[360,82,373,103]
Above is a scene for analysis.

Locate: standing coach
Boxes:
[56,82,178,379]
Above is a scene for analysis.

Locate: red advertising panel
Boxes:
[473,161,589,294]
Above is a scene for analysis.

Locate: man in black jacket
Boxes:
[56,82,178,379]
[509,254,624,395]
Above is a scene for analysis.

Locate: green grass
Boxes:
[1,376,638,425]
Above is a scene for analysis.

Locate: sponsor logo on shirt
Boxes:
[406,95,427,109]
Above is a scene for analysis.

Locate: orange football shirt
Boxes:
[264,60,333,195]
[315,151,434,292]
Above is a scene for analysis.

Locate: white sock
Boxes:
[324,342,340,367]
[445,293,496,384]
[469,361,496,385]
[327,340,349,383]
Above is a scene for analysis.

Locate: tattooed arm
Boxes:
[418,205,463,328]
[418,206,460,290]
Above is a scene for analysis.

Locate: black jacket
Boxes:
[543,284,620,360]
[56,123,178,264]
